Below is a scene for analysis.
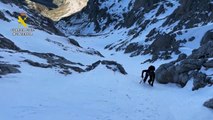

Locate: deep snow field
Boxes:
[0,34,213,120]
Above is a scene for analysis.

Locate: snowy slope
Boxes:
[0,1,104,66]
[0,0,213,120]
[0,64,213,120]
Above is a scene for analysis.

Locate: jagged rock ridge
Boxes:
[25,0,88,21]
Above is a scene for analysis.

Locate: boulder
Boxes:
[155,62,176,84]
[192,72,208,91]
[188,36,195,41]
[156,62,190,87]
[177,73,189,87]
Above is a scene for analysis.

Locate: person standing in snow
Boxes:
[139,65,156,86]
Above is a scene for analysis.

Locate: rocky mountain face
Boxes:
[25,0,88,21]
[56,0,213,107]
[58,0,213,57]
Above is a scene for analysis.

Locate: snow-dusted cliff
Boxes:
[25,0,88,21]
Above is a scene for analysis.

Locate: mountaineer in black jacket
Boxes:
[139,65,155,86]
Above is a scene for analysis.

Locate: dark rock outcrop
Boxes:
[124,43,143,54]
[201,30,213,45]
[149,34,180,54]
[0,0,25,5]
[0,11,10,22]
[30,0,58,8]
[68,38,82,48]
[85,60,101,71]
[192,72,210,91]
[203,60,213,68]
[204,98,213,109]
[78,47,104,58]
[101,60,127,75]
[0,63,21,76]
[22,54,85,74]
[163,0,213,30]
[0,34,21,51]
[25,52,85,74]
[189,41,213,59]
[86,60,127,75]
[156,31,213,90]
[176,53,187,61]
[23,58,127,75]
[23,59,51,68]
